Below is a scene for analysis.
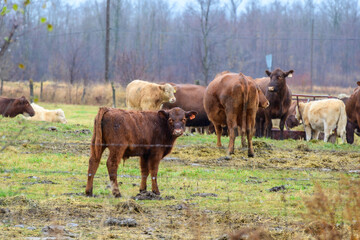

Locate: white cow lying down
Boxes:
[296,99,346,143]
[25,103,67,124]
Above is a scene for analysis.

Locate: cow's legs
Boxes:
[214,124,223,147]
[279,116,287,140]
[346,121,355,144]
[85,147,106,196]
[264,114,272,138]
[106,149,124,198]
[246,114,255,157]
[313,130,320,140]
[304,125,312,141]
[148,157,161,195]
[323,123,331,142]
[139,156,149,193]
[227,114,238,155]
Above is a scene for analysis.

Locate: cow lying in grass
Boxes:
[296,99,347,143]
[25,103,67,124]
[0,96,35,118]
[85,107,197,197]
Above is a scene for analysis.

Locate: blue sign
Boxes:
[266,54,272,70]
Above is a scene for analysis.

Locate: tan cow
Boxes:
[25,103,67,123]
[126,80,176,110]
[295,99,347,143]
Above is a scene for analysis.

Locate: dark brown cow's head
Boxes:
[12,96,35,117]
[265,68,294,93]
[158,107,197,136]
[257,86,270,108]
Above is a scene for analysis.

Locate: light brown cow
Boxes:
[296,99,347,143]
[204,71,269,157]
[126,80,176,110]
[85,107,197,197]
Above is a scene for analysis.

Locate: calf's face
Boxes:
[265,69,294,93]
[158,107,197,136]
[160,84,177,104]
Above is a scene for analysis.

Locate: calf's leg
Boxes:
[148,156,161,195]
[139,156,149,193]
[304,125,312,141]
[214,124,223,147]
[106,149,124,197]
[85,147,105,196]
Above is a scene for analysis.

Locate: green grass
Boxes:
[1,103,360,239]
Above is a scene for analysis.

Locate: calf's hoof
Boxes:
[113,192,122,198]
[248,152,254,158]
[85,189,93,197]
[152,190,161,195]
[140,189,147,193]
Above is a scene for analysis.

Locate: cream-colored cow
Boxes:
[126,80,176,110]
[296,99,346,143]
[25,103,67,124]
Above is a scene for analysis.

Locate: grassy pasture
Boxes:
[0,103,360,239]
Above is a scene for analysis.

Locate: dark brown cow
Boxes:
[85,107,197,197]
[345,81,360,144]
[285,101,300,129]
[162,84,211,131]
[204,71,269,157]
[0,96,35,118]
[254,69,294,139]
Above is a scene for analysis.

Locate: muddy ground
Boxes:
[1,136,360,239]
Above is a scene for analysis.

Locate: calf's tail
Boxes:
[91,107,110,159]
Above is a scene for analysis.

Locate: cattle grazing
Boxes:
[295,99,347,143]
[345,81,360,144]
[254,69,294,139]
[85,107,197,197]
[126,80,176,111]
[204,71,269,157]
[25,103,67,124]
[0,96,35,118]
[162,84,211,133]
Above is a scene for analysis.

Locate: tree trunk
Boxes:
[105,0,111,83]
[111,81,116,108]
[29,79,34,103]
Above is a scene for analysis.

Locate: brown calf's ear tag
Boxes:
[174,89,176,93]
[189,114,195,120]
[288,73,293,78]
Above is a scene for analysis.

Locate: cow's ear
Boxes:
[158,85,165,91]
[185,111,197,120]
[265,70,271,76]
[158,110,169,119]
[285,70,294,78]
[357,81,360,86]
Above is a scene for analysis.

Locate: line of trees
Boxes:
[0,0,359,88]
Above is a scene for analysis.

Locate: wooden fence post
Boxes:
[40,79,43,101]
[111,81,116,108]
[29,79,34,103]
[0,78,3,96]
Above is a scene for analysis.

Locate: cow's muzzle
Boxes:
[173,129,183,136]
[263,101,270,108]
[268,86,275,92]
[169,98,176,104]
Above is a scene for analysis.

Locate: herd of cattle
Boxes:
[1,68,360,197]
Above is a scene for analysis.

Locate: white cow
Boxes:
[26,103,67,124]
[295,99,347,143]
[126,80,176,111]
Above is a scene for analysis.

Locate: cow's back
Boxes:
[163,84,209,127]
[305,99,345,128]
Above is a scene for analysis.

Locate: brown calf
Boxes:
[0,96,35,118]
[204,71,269,157]
[85,107,197,197]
